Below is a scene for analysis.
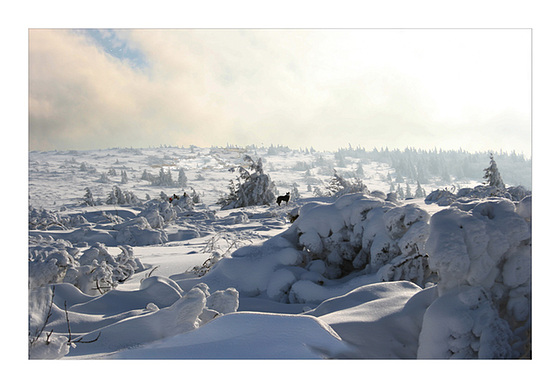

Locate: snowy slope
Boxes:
[28,145,531,360]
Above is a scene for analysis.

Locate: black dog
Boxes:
[276,192,290,206]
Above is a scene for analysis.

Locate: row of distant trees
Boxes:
[332,146,530,188]
[218,152,519,209]
[81,148,524,210]
[141,167,188,187]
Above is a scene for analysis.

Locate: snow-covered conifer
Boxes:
[178,168,187,187]
[415,181,426,198]
[83,187,95,206]
[396,184,404,199]
[98,172,110,183]
[483,153,505,189]
[141,169,154,182]
[405,183,412,198]
[291,183,300,200]
[356,162,365,177]
[218,155,277,209]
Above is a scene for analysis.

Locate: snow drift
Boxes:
[28,146,531,359]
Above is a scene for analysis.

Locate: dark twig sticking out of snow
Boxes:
[64,301,101,345]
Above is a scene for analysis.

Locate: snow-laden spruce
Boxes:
[218,155,277,209]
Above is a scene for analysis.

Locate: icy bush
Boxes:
[29,238,145,295]
[324,170,369,197]
[427,185,531,207]
[191,193,434,304]
[65,243,145,295]
[291,193,433,285]
[29,206,90,230]
[139,199,178,227]
[114,217,169,246]
[419,196,531,358]
[29,236,80,289]
[424,189,456,206]
[456,185,531,202]
[106,186,142,205]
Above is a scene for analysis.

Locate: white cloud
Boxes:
[29,29,531,155]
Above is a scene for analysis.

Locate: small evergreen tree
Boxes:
[178,168,188,187]
[120,170,128,184]
[98,172,110,183]
[356,162,365,177]
[106,187,118,204]
[291,183,301,200]
[415,181,426,198]
[83,187,95,206]
[396,184,405,199]
[141,169,153,182]
[483,153,505,189]
[153,167,175,187]
[405,183,413,198]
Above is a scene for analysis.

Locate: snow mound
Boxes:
[113,216,169,245]
[426,185,532,207]
[421,196,531,358]
[418,287,513,359]
[306,281,437,358]
[177,193,434,305]
[108,311,352,359]
[29,278,239,358]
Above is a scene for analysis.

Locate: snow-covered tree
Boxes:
[141,169,154,182]
[98,172,110,183]
[106,186,141,205]
[120,170,128,184]
[325,170,368,197]
[415,181,426,198]
[291,183,301,200]
[178,168,188,187]
[155,167,174,187]
[396,184,404,199]
[218,155,277,209]
[82,187,95,206]
[405,183,413,198]
[356,162,365,177]
[483,153,505,189]
[106,186,124,205]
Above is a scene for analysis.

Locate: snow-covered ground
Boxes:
[27,145,531,364]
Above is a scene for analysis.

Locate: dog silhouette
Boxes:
[276,192,290,206]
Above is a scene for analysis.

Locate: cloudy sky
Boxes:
[28,28,531,155]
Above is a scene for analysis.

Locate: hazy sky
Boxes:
[28,28,531,156]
